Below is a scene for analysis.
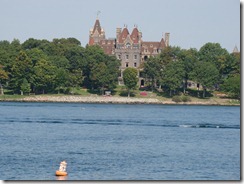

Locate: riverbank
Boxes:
[0,95,240,106]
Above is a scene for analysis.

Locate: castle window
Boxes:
[134,55,137,59]
[126,43,131,48]
[134,62,137,67]
[126,63,129,67]
[126,55,129,60]
[118,55,121,60]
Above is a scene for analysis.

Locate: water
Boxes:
[0,102,240,180]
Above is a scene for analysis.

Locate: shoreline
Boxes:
[0,95,240,106]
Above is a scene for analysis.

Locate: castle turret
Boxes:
[116,28,122,41]
[165,33,170,47]
[233,45,239,53]
[89,18,105,45]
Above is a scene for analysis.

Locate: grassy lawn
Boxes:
[0,86,240,105]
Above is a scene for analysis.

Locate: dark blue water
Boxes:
[0,102,240,180]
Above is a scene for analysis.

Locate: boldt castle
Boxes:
[88,18,170,86]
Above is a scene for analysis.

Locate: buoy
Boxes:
[56,160,68,176]
[55,170,68,176]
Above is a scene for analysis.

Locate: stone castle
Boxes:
[88,18,169,86]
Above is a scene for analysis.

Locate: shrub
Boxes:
[172,95,182,103]
[181,95,191,102]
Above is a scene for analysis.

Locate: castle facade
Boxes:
[89,18,169,86]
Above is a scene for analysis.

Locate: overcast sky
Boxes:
[0,0,240,52]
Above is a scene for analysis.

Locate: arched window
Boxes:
[144,55,148,61]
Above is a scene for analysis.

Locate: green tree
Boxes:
[198,43,229,76]
[10,51,33,94]
[123,68,138,97]
[178,48,198,93]
[91,62,109,94]
[20,78,31,95]
[221,74,240,99]
[33,59,57,94]
[68,69,83,89]
[162,61,185,96]
[104,55,120,90]
[143,57,163,91]
[0,65,8,95]
[190,61,219,98]
[22,38,44,50]
[224,52,240,76]
[54,68,71,94]
[26,48,48,66]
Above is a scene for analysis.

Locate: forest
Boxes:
[0,37,240,99]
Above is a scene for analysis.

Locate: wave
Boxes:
[0,118,240,129]
[179,124,239,129]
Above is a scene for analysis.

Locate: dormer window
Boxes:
[126,43,131,48]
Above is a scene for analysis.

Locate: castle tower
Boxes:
[89,18,105,45]
[165,33,170,47]
[232,45,239,53]
[116,28,122,41]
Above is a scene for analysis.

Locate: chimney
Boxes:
[165,33,170,47]
[138,31,142,43]
[116,28,122,40]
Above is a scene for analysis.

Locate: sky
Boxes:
[0,0,241,53]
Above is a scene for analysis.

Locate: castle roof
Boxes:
[118,27,130,43]
[89,37,94,45]
[130,27,139,44]
[141,41,165,54]
[233,45,239,53]
[99,39,115,55]
[92,19,102,34]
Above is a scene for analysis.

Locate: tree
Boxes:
[33,59,57,94]
[54,68,71,94]
[190,61,219,98]
[178,48,198,93]
[162,61,185,96]
[26,48,48,66]
[22,38,44,50]
[104,55,120,90]
[221,74,240,99]
[143,57,163,91]
[198,43,229,76]
[0,65,8,95]
[224,52,240,76]
[20,78,31,95]
[123,68,138,97]
[10,51,33,94]
[90,62,109,94]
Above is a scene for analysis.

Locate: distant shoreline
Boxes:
[0,95,239,106]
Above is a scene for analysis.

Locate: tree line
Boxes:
[0,38,120,95]
[140,43,240,99]
[0,38,240,99]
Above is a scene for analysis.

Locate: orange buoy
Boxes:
[55,160,68,176]
[55,170,68,176]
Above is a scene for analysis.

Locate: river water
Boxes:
[0,102,240,180]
